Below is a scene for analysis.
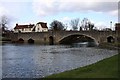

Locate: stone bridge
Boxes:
[10,31,117,45]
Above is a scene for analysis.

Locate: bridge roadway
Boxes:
[10,30,117,44]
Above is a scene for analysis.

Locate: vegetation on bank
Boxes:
[45,54,118,78]
[98,42,120,50]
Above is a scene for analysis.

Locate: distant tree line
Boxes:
[50,20,65,31]
[50,18,96,31]
[0,15,113,33]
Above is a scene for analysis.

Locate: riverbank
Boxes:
[97,42,120,50]
[45,42,119,78]
[45,54,118,78]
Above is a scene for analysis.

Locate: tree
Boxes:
[70,18,79,30]
[79,27,82,31]
[50,20,65,31]
[0,15,9,33]
[81,18,94,31]
[64,24,68,30]
[80,18,89,30]
[88,22,94,31]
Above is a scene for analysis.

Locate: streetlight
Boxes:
[110,21,112,30]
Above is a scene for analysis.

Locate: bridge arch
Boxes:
[49,36,54,45]
[18,38,24,43]
[58,33,98,45]
[28,38,34,43]
[107,35,115,43]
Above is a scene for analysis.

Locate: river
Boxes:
[1,43,118,78]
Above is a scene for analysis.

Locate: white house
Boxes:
[14,22,48,33]
[33,22,48,32]
[14,24,35,33]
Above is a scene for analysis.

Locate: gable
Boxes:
[37,22,48,28]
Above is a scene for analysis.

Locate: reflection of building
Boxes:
[14,22,48,33]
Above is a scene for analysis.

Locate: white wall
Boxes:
[35,24,48,32]
[14,28,33,33]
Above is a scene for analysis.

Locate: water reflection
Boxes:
[2,43,118,78]
[72,42,97,47]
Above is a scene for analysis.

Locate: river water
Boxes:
[1,43,118,78]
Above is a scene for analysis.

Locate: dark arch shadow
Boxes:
[107,36,114,43]
[28,38,34,44]
[49,36,54,45]
[59,34,96,46]
[18,38,24,43]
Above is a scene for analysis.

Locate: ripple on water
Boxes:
[2,44,118,78]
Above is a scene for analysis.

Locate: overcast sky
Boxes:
[0,0,119,30]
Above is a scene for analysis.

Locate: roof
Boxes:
[14,24,34,29]
[37,22,48,28]
[116,23,120,25]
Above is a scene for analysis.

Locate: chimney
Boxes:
[16,23,18,26]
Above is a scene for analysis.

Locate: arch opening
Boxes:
[49,36,54,45]
[28,38,34,44]
[59,34,97,47]
[107,36,114,43]
[18,38,24,43]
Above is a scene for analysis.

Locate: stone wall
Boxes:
[10,31,117,44]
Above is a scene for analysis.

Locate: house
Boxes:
[14,22,48,33]
[14,24,35,33]
[33,22,48,32]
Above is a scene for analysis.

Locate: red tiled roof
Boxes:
[37,22,48,28]
[14,24,34,29]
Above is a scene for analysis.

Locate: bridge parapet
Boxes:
[10,31,117,44]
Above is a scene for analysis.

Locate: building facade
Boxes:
[14,24,35,33]
[14,22,48,33]
[115,23,120,42]
[34,22,48,32]
[115,23,120,32]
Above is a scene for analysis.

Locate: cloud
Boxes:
[60,17,71,23]
[0,0,32,2]
[32,0,118,17]
[0,5,8,16]
[94,22,107,29]
[108,10,118,16]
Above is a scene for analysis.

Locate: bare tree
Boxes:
[50,20,65,31]
[81,18,94,31]
[81,18,89,30]
[0,15,9,32]
[64,23,68,30]
[70,18,79,30]
[88,22,94,31]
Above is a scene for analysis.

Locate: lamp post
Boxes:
[110,21,112,30]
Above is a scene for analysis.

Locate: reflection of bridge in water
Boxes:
[10,31,117,45]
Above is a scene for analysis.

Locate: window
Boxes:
[38,28,40,31]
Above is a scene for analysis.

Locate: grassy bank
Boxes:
[45,54,118,78]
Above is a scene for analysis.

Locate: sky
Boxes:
[0,0,119,30]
